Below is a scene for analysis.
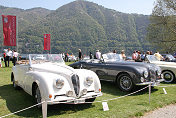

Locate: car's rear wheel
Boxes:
[162,71,175,83]
[13,79,17,88]
[117,73,134,92]
[11,73,19,89]
[35,86,42,108]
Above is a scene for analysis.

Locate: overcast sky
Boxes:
[0,0,156,15]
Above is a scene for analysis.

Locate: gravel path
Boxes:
[141,104,176,118]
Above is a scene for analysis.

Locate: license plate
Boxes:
[74,99,85,104]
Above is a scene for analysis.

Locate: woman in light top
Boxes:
[121,50,126,60]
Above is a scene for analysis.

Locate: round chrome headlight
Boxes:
[55,79,64,89]
[85,77,93,86]
[82,89,87,95]
[143,71,148,78]
[67,91,73,97]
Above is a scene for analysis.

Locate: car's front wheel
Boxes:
[162,71,175,83]
[117,73,134,92]
[35,86,42,108]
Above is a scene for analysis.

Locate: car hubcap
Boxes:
[120,76,132,90]
[163,72,174,83]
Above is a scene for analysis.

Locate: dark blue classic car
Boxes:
[69,53,164,92]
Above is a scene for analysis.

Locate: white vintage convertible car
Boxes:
[11,54,102,106]
[146,55,176,83]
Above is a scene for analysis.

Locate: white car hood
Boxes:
[150,61,176,68]
[31,63,75,75]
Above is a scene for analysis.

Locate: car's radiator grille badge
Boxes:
[71,74,80,96]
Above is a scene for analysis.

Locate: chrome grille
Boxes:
[149,70,156,81]
[71,74,80,96]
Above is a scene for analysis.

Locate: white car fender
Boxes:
[28,71,72,101]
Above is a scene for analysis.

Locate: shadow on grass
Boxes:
[0,84,95,118]
[0,81,161,117]
[100,80,158,96]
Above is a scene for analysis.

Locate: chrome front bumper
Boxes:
[47,92,102,105]
[136,79,165,86]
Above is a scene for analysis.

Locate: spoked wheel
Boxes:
[117,73,134,92]
[162,71,175,83]
[35,86,42,108]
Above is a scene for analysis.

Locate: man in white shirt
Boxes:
[96,50,101,59]
[13,50,19,66]
[5,48,12,67]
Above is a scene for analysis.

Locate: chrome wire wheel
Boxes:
[118,74,134,92]
[35,86,42,108]
[162,71,175,83]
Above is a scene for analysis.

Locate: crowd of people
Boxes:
[1,47,173,67]
[1,48,19,67]
[63,49,103,62]
[77,49,102,60]
[76,49,167,62]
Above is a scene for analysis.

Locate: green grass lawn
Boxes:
[0,61,176,118]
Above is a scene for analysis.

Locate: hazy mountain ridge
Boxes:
[0,1,153,55]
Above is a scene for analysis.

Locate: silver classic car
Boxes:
[146,55,176,83]
[11,54,102,106]
[69,53,164,92]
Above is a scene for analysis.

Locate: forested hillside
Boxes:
[0,1,154,55]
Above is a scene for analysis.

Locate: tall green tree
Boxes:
[147,0,176,53]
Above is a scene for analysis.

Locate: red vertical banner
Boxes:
[2,15,16,46]
[44,34,51,50]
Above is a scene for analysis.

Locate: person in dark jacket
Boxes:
[78,49,82,60]
[89,52,93,59]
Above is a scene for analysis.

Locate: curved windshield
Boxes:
[29,54,64,65]
[102,53,123,62]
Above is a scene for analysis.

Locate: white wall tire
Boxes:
[162,71,175,83]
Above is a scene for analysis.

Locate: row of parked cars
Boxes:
[11,53,176,107]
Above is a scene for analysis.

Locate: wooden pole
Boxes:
[149,84,151,104]
[42,101,47,118]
